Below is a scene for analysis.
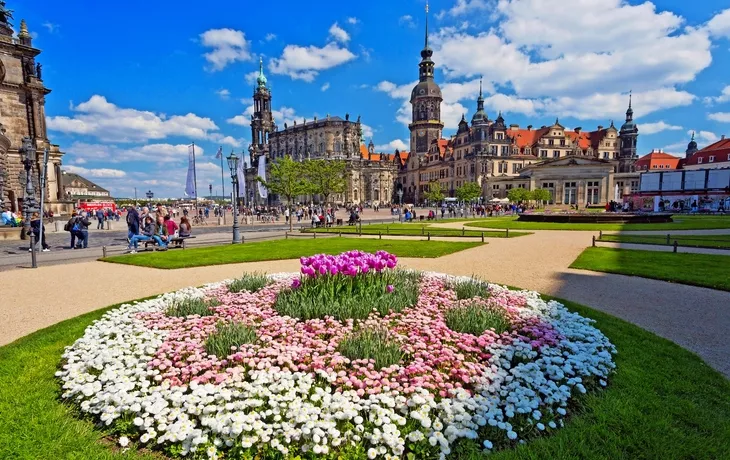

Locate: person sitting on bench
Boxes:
[127,216,155,253]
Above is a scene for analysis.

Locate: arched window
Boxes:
[353,189,359,202]
[335,140,342,153]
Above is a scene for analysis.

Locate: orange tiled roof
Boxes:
[359,143,398,162]
[506,128,548,148]
[684,138,730,166]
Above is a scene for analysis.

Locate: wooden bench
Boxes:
[143,235,196,250]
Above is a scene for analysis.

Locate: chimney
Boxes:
[723,135,726,140]
[527,125,532,131]
[597,125,603,131]
[574,127,581,134]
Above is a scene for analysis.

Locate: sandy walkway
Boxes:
[1,231,728,378]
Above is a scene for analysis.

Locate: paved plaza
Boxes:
[1,225,728,379]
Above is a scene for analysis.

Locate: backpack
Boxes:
[64,217,76,232]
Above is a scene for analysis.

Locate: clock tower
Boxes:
[409,2,443,157]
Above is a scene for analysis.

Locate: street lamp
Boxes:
[397,188,404,222]
[146,190,153,205]
[19,137,38,268]
[226,152,241,244]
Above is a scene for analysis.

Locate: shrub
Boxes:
[166,298,219,317]
[447,277,491,300]
[229,272,270,293]
[337,329,404,370]
[445,303,511,336]
[204,322,258,358]
[275,270,420,321]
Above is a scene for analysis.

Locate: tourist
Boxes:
[155,203,168,218]
[1,208,17,227]
[95,208,105,229]
[127,216,155,253]
[153,215,169,249]
[140,206,150,223]
[179,216,192,237]
[28,212,50,252]
[163,214,178,237]
[126,205,140,242]
[66,211,79,248]
[76,212,91,248]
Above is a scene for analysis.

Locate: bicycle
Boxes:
[192,215,207,226]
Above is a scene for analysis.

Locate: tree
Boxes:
[456,182,482,203]
[422,180,445,204]
[507,187,531,204]
[303,159,347,206]
[530,188,552,208]
[257,156,310,231]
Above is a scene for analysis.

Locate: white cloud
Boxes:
[216,88,231,99]
[244,70,259,85]
[321,82,330,92]
[47,95,220,142]
[361,124,375,139]
[240,97,253,105]
[399,15,416,28]
[64,165,126,178]
[347,17,359,25]
[375,139,409,152]
[72,157,87,165]
[705,86,730,105]
[693,130,719,145]
[209,133,244,147]
[639,121,684,135]
[438,0,489,19]
[708,112,730,123]
[706,8,730,39]
[42,22,59,33]
[228,104,301,129]
[200,28,253,71]
[329,22,350,43]
[66,141,206,164]
[265,33,277,41]
[269,43,356,82]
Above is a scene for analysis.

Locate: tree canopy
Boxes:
[507,187,531,203]
[422,181,445,204]
[257,156,310,230]
[530,188,552,207]
[303,159,346,205]
[456,182,482,203]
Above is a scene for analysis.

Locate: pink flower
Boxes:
[291,278,301,289]
[386,285,394,293]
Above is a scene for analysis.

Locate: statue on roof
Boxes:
[0,1,13,26]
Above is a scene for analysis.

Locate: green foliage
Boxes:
[303,159,347,205]
[422,180,445,203]
[445,303,511,336]
[447,277,491,300]
[165,298,219,317]
[507,187,531,203]
[275,270,421,321]
[337,329,404,370]
[204,322,258,358]
[228,272,271,293]
[456,181,482,203]
[530,188,552,206]
[257,156,311,230]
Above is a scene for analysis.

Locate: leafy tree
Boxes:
[422,180,445,204]
[530,188,552,207]
[507,187,531,203]
[303,159,347,206]
[456,182,482,203]
[257,156,310,231]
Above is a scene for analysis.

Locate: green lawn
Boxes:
[570,247,730,291]
[463,215,730,231]
[102,238,483,269]
[599,233,730,249]
[302,222,529,238]
[1,296,728,460]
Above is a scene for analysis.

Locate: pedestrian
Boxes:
[126,205,140,243]
[29,212,50,252]
[76,211,91,248]
[65,211,79,248]
[95,208,105,229]
[127,216,155,253]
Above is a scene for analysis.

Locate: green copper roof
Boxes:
[257,57,267,87]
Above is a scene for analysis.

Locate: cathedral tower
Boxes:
[250,58,274,160]
[409,1,443,156]
[618,92,639,173]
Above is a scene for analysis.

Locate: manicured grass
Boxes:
[598,233,730,249]
[1,295,728,459]
[570,247,730,291]
[303,222,530,238]
[464,215,730,231]
[101,238,484,269]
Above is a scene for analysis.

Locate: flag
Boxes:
[185,145,197,198]
[257,154,268,199]
[215,146,223,160]
[237,152,246,201]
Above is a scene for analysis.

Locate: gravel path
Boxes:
[1,230,727,378]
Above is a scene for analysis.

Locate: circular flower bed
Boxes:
[57,251,616,459]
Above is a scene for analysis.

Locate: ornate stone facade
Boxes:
[0,6,69,214]
[245,63,399,206]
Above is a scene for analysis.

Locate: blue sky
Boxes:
[14,0,730,198]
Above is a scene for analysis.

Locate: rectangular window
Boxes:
[501,145,509,155]
[553,150,560,158]
[698,157,703,164]
[563,181,577,205]
[560,139,566,146]
[506,184,513,190]
[512,163,521,174]
[491,145,497,154]
[540,150,548,157]
[493,184,500,190]
[603,152,609,159]
[709,156,715,162]
[497,133,504,140]
[548,139,554,146]
[587,181,600,205]
[518,184,526,188]
[613,152,618,159]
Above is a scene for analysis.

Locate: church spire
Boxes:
[256,57,267,88]
[626,90,633,122]
[424,0,429,49]
[418,0,435,82]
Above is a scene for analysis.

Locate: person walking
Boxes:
[95,208,105,229]
[65,211,79,248]
[29,212,50,252]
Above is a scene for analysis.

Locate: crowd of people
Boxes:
[124,204,192,253]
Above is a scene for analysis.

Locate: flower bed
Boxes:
[57,251,616,459]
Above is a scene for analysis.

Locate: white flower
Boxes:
[118,436,129,447]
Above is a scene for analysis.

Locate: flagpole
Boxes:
[219,146,225,203]
[192,142,198,204]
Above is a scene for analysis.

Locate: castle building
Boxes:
[0,4,69,214]
[245,61,400,206]
[397,7,641,206]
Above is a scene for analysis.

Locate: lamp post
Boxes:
[146,190,153,205]
[397,188,404,222]
[19,137,38,268]
[227,152,241,244]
